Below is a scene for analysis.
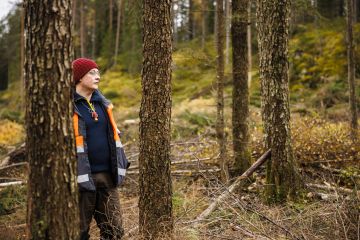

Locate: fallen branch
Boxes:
[127,168,221,176]
[318,164,360,180]
[194,149,271,224]
[300,159,358,165]
[306,183,360,197]
[0,181,25,187]
[0,143,26,167]
[0,162,28,171]
[128,157,217,170]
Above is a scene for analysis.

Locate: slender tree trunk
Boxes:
[24,0,79,239]
[139,0,173,238]
[109,0,113,33]
[189,0,194,40]
[114,0,123,65]
[172,0,178,46]
[72,0,77,27]
[225,0,231,66]
[347,0,358,141]
[247,2,252,88]
[201,0,207,48]
[216,0,229,182]
[91,5,96,59]
[20,6,25,106]
[354,0,357,21]
[80,0,85,57]
[232,0,251,175]
[0,62,8,91]
[257,0,301,203]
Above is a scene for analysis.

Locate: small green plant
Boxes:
[0,185,26,215]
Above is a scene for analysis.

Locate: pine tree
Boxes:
[232,0,251,175]
[139,0,173,238]
[24,0,79,238]
[257,0,301,202]
[347,0,358,141]
[216,0,229,182]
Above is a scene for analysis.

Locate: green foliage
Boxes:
[0,185,26,215]
[179,110,214,128]
[0,109,22,122]
[290,21,347,90]
[116,0,142,74]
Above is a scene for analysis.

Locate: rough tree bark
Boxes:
[24,0,79,239]
[257,0,301,202]
[216,0,229,182]
[232,0,251,175]
[80,0,85,56]
[347,0,358,141]
[139,0,173,238]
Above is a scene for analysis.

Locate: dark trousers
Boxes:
[79,172,124,240]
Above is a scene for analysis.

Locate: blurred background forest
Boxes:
[0,0,359,239]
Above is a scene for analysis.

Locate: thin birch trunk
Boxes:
[216,0,229,183]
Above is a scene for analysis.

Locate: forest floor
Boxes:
[0,108,359,239]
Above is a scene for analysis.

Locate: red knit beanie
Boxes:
[72,58,98,83]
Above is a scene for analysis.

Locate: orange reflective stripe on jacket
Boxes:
[106,105,120,141]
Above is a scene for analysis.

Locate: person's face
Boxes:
[78,68,100,91]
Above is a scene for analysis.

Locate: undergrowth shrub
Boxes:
[0,120,24,146]
[0,185,26,215]
[252,117,359,166]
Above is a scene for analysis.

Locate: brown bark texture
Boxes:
[139,0,173,239]
[347,0,358,141]
[216,0,229,182]
[256,0,300,202]
[80,0,85,56]
[24,0,79,239]
[231,0,251,175]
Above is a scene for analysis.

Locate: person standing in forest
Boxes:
[72,57,129,240]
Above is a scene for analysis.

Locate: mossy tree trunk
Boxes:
[347,0,358,141]
[216,0,229,183]
[139,0,173,238]
[24,0,79,239]
[257,0,301,203]
[232,0,251,175]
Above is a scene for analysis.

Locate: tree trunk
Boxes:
[139,0,173,238]
[232,0,251,175]
[24,0,79,239]
[347,0,358,141]
[114,0,123,65]
[0,62,8,91]
[247,2,252,88]
[189,0,194,40]
[172,0,178,46]
[20,6,24,88]
[225,0,231,66]
[91,5,96,59]
[109,0,113,33]
[216,0,229,182]
[80,0,85,57]
[257,0,301,203]
[201,0,207,48]
[72,0,77,28]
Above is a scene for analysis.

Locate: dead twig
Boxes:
[194,149,271,225]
